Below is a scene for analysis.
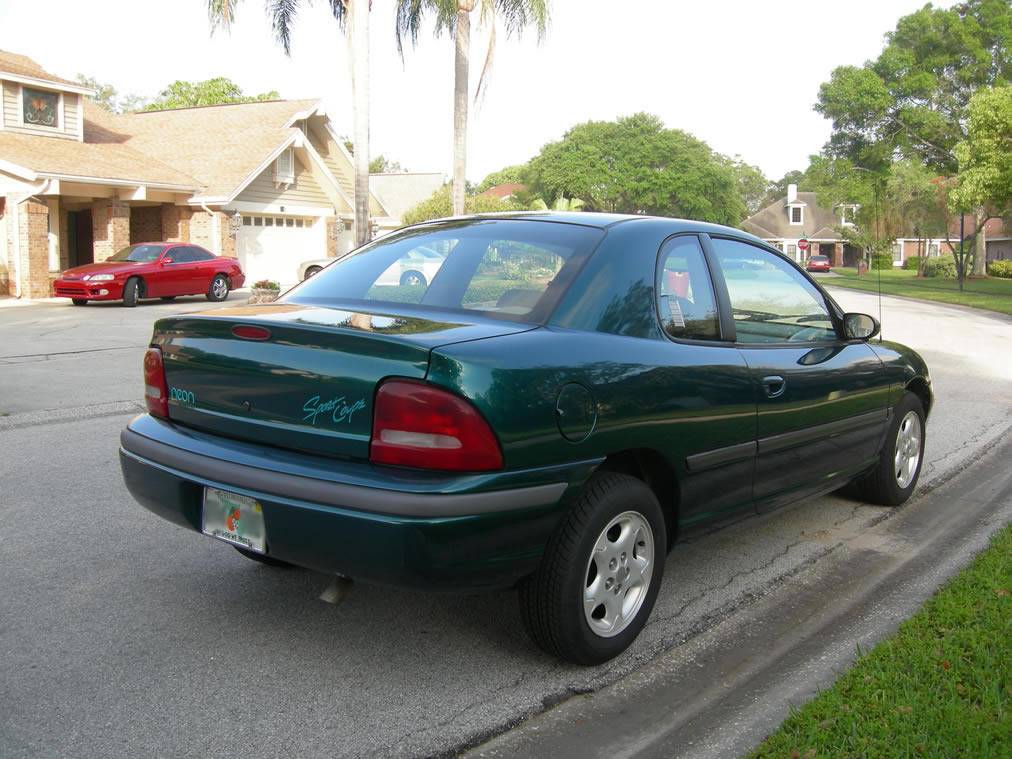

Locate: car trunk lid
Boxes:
[153,302,530,459]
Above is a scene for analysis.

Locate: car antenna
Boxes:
[877,256,883,342]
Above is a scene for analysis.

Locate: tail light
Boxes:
[143,347,169,419]
[370,379,503,472]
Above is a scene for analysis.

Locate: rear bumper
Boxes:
[53,279,125,300]
[119,414,599,590]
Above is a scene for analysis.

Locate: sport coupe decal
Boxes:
[302,395,367,426]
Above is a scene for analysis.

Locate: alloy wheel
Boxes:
[583,510,654,638]
[894,410,922,489]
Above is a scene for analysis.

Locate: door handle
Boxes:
[762,375,786,398]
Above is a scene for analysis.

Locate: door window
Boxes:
[164,247,189,263]
[656,236,720,341]
[711,238,836,344]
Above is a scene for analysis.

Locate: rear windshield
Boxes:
[810,255,828,262]
[285,219,604,322]
[107,244,165,263]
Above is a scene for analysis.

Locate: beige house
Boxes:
[0,50,437,297]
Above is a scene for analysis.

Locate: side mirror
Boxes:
[161,257,174,265]
[843,312,880,341]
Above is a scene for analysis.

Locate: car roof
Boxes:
[409,211,767,244]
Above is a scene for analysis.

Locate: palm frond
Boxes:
[494,0,548,40]
[324,0,349,31]
[208,0,241,33]
[394,0,458,58]
[474,17,495,105]
[267,0,303,55]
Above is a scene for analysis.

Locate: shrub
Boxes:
[903,255,923,270]
[871,253,894,270]
[252,279,280,290]
[922,257,957,278]
[987,259,1012,279]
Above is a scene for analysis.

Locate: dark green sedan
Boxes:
[120,213,931,664]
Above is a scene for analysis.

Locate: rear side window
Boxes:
[656,236,720,341]
[187,246,215,261]
[287,220,604,322]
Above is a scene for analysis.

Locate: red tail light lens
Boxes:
[370,379,503,472]
[143,347,169,419]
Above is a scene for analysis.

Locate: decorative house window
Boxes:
[273,148,295,186]
[790,206,803,224]
[22,87,59,128]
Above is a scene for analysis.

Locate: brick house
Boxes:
[0,50,435,297]
[743,184,961,268]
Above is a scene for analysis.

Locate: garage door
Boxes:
[236,215,320,286]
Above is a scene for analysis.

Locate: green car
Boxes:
[120,213,932,664]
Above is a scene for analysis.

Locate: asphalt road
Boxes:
[0,290,1009,758]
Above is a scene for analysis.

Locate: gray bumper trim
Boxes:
[120,428,567,518]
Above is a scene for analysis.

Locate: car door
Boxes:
[653,235,757,524]
[704,236,891,511]
[185,246,217,294]
[144,246,183,297]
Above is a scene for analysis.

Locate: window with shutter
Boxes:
[273,148,295,186]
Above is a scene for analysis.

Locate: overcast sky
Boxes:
[0,0,948,183]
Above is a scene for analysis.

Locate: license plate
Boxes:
[202,488,267,554]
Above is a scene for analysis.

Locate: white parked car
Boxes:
[298,247,446,285]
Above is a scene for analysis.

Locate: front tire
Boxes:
[71,298,87,306]
[851,391,926,506]
[207,274,229,302]
[520,472,666,665]
[400,270,426,287]
[304,266,322,280]
[122,277,140,308]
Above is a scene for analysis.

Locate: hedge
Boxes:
[903,256,923,271]
[871,253,894,270]
[987,260,1012,279]
[922,257,957,278]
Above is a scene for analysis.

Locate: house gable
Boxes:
[0,50,92,142]
[235,150,334,211]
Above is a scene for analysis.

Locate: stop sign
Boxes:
[798,239,810,251]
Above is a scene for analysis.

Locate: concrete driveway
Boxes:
[0,290,1009,758]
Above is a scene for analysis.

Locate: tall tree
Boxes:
[208,0,372,246]
[721,156,771,218]
[526,113,744,225]
[142,77,279,111]
[395,0,548,216]
[816,0,1010,174]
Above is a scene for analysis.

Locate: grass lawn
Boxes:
[825,268,1012,316]
[749,524,1011,758]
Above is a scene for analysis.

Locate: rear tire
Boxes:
[520,472,666,665]
[207,274,229,302]
[232,545,294,567]
[850,391,926,506]
[304,266,322,280]
[71,298,87,306]
[122,277,140,308]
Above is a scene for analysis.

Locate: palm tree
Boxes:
[395,0,548,216]
[208,0,371,246]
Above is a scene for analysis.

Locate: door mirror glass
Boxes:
[161,257,174,265]
[843,312,880,341]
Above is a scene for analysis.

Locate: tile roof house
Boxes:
[0,50,435,297]
[742,184,963,269]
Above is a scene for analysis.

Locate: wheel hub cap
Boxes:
[583,511,654,638]
[894,410,922,489]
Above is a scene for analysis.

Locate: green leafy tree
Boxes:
[207,0,372,246]
[75,74,148,113]
[722,156,771,218]
[369,155,407,173]
[142,77,279,111]
[402,184,530,225]
[764,169,806,207]
[948,85,1012,281]
[525,113,744,225]
[395,0,549,216]
[816,0,1010,174]
[476,163,528,192]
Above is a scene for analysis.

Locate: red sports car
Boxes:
[54,243,245,307]
[805,254,832,273]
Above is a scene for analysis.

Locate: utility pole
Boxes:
[958,213,965,293]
